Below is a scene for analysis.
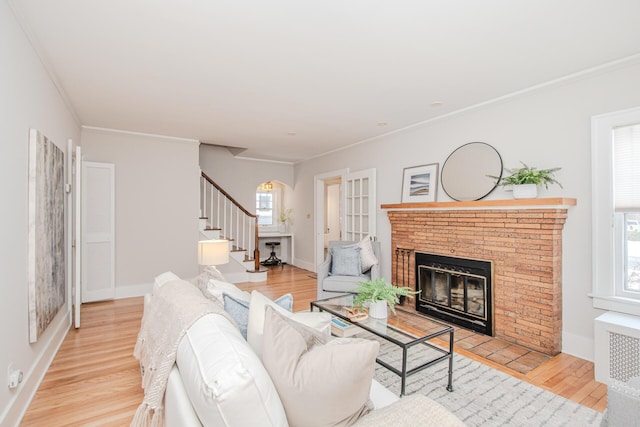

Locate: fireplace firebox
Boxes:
[415,252,493,336]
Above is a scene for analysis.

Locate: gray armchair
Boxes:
[317,240,381,300]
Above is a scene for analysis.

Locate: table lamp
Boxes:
[198,239,230,275]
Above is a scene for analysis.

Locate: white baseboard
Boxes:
[294,258,315,272]
[115,282,152,299]
[562,330,594,362]
[1,310,70,427]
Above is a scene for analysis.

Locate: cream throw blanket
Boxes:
[131,279,235,427]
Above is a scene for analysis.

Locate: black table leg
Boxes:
[447,330,454,392]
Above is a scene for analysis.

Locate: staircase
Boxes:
[200,172,267,282]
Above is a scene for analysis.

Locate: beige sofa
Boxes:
[143,273,463,426]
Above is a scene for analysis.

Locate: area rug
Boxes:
[372,338,603,426]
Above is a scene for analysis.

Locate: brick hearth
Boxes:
[383,199,575,355]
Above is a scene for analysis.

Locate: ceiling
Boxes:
[10,1,640,163]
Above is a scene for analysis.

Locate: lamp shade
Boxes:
[198,239,229,266]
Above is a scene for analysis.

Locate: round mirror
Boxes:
[441,142,502,201]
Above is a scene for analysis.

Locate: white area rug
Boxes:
[373,339,603,426]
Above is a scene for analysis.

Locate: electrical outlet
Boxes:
[7,364,23,389]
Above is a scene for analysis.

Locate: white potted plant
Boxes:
[491,162,562,199]
[353,278,419,319]
[278,208,292,233]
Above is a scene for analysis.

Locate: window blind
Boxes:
[614,123,640,211]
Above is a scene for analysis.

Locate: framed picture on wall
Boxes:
[401,163,439,203]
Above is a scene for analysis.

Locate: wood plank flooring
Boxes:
[21,265,607,426]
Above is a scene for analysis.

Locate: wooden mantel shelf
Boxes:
[381,197,577,210]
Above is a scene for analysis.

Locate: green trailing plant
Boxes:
[489,162,563,189]
[353,278,419,314]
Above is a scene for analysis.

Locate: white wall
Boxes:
[199,144,294,211]
[81,128,201,296]
[294,59,640,360]
[0,3,81,425]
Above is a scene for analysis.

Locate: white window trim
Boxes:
[257,188,282,232]
[591,106,640,316]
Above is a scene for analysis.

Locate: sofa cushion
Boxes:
[262,306,379,427]
[247,290,331,359]
[352,394,464,427]
[176,313,288,427]
[223,292,293,339]
[321,273,371,294]
[330,245,362,276]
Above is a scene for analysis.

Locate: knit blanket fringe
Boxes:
[130,279,233,427]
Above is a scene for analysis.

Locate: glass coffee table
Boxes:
[311,294,454,396]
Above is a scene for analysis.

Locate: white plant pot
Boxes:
[368,300,388,319]
[512,184,538,199]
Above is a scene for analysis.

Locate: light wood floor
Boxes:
[21,265,607,426]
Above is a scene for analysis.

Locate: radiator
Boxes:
[594,312,640,384]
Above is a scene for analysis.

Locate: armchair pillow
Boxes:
[348,236,378,273]
[262,306,379,427]
[330,245,362,276]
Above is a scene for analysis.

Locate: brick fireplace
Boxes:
[383,198,576,356]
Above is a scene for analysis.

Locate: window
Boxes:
[256,183,284,230]
[256,192,274,226]
[614,124,640,299]
[592,107,640,316]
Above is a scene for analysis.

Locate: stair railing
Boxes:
[200,172,260,271]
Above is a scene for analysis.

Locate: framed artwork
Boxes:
[401,163,439,203]
[28,129,66,343]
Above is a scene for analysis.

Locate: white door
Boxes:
[82,162,115,302]
[315,169,348,268]
[325,183,341,246]
[343,168,376,241]
[74,146,82,327]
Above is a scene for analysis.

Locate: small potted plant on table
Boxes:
[491,162,562,199]
[353,278,419,319]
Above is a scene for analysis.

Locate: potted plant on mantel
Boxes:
[353,278,419,319]
[491,162,563,199]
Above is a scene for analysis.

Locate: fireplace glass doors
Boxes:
[416,252,493,335]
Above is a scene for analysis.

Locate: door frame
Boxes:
[314,169,348,269]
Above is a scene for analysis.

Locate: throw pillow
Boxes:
[262,306,379,427]
[330,245,362,276]
[353,236,378,273]
[223,292,293,339]
[189,266,227,297]
[246,290,331,359]
[206,279,251,305]
[176,313,289,427]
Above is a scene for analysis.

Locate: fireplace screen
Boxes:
[416,252,493,335]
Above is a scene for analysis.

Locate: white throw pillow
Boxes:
[262,307,378,427]
[176,313,289,427]
[354,236,378,273]
[206,279,250,304]
[246,290,331,359]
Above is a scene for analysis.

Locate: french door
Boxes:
[343,168,376,242]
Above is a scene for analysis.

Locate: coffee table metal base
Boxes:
[311,295,454,396]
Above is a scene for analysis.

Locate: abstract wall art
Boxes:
[28,128,66,343]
